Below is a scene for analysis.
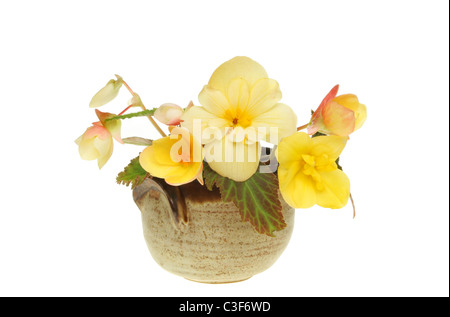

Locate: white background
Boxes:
[0,0,448,297]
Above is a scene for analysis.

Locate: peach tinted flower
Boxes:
[308,85,367,137]
[75,123,113,169]
[75,110,123,169]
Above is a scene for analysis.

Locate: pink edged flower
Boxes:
[75,110,123,169]
[308,85,367,137]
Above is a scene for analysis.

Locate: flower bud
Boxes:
[308,85,366,137]
[154,103,184,126]
[89,75,123,108]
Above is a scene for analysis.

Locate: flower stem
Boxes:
[350,193,356,219]
[297,123,309,131]
[118,104,133,116]
[139,105,167,137]
[121,79,167,137]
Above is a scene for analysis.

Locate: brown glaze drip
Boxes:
[180,181,222,203]
[152,178,188,224]
[134,177,222,226]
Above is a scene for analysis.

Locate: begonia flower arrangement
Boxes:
[76,56,366,236]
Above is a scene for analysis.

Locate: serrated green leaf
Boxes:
[116,156,150,189]
[106,109,157,122]
[203,164,286,236]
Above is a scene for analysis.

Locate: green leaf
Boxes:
[122,137,153,146]
[203,164,286,237]
[311,131,326,138]
[116,156,150,189]
[335,157,343,171]
[105,108,157,122]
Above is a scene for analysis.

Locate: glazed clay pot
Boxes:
[133,178,295,283]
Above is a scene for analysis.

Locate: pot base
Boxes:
[185,277,252,284]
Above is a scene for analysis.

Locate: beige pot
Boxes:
[133,178,295,283]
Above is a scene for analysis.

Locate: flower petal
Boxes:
[333,94,367,131]
[96,136,113,169]
[165,162,203,186]
[139,145,175,177]
[95,109,123,143]
[311,135,348,161]
[276,132,312,166]
[181,106,229,141]
[226,78,250,114]
[89,75,123,108]
[251,103,297,142]
[208,56,268,93]
[77,137,99,160]
[321,100,356,136]
[279,164,317,208]
[246,78,282,117]
[205,138,260,182]
[316,169,350,209]
[198,85,230,117]
[308,85,340,135]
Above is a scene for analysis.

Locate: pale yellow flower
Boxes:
[181,56,297,181]
[277,132,350,209]
[75,110,123,169]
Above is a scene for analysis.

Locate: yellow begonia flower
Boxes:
[89,75,123,108]
[181,56,297,182]
[75,110,123,169]
[308,85,367,137]
[277,132,350,209]
[139,127,203,186]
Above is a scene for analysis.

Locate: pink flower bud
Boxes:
[154,103,184,126]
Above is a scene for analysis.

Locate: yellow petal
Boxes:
[246,78,282,117]
[226,78,250,114]
[139,145,175,177]
[165,162,203,186]
[151,137,179,166]
[277,132,312,166]
[77,137,99,160]
[206,138,260,182]
[198,86,230,117]
[251,103,297,143]
[278,164,317,208]
[333,94,367,131]
[311,135,348,161]
[96,137,113,169]
[354,103,367,131]
[181,106,229,141]
[208,56,268,93]
[315,169,350,209]
[89,75,123,108]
